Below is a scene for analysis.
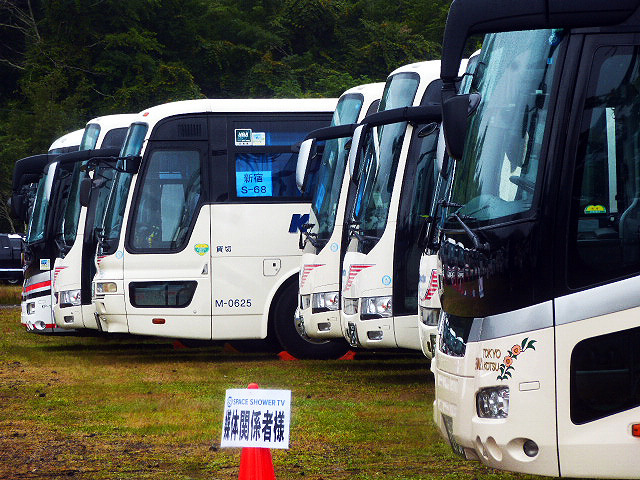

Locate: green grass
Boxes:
[0,284,21,304]
[0,307,548,480]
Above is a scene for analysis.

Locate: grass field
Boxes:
[0,306,545,480]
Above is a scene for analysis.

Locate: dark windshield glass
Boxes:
[308,94,364,248]
[27,165,55,244]
[99,123,148,253]
[449,30,562,223]
[351,73,419,251]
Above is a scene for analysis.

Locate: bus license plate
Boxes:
[442,414,466,458]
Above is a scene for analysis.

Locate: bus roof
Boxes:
[133,98,339,132]
[48,129,84,153]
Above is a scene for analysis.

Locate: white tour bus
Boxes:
[340,60,449,351]
[52,114,137,330]
[20,129,84,332]
[416,52,480,358]
[432,0,640,477]
[91,98,354,359]
[295,83,384,348]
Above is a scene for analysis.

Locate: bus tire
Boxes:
[272,280,350,360]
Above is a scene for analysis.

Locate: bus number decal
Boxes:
[215,299,252,308]
[236,171,272,197]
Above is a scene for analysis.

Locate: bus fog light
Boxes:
[420,307,440,326]
[367,330,383,340]
[96,282,117,294]
[59,289,81,307]
[476,386,509,418]
[317,322,331,332]
[523,439,539,457]
[312,291,339,312]
[299,294,310,310]
[360,296,392,319]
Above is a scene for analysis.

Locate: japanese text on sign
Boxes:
[236,170,272,197]
[221,388,291,449]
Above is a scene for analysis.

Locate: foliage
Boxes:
[0,0,450,232]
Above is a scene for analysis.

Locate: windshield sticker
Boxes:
[194,243,210,256]
[237,171,272,197]
[251,132,266,146]
[40,259,50,271]
[496,338,537,380]
[235,129,252,146]
[584,204,606,214]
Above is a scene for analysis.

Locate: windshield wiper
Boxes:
[450,212,490,252]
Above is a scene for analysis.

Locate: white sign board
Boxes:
[221,388,291,449]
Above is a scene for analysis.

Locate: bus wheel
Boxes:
[273,281,350,360]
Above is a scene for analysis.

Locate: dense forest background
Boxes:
[0,0,450,232]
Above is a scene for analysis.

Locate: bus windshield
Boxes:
[27,164,56,244]
[100,123,148,253]
[309,94,364,248]
[352,73,419,250]
[449,29,563,223]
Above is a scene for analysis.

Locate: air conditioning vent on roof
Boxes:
[177,124,202,138]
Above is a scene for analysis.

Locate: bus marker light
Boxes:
[633,424,640,437]
[152,318,165,325]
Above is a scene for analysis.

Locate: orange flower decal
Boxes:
[511,344,522,355]
[504,356,513,367]
[497,337,537,380]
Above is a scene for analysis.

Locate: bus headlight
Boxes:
[95,282,117,294]
[312,291,339,312]
[360,296,392,319]
[59,289,81,307]
[477,386,509,418]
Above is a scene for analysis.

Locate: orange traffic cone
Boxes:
[238,383,276,480]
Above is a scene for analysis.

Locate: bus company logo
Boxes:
[300,264,324,288]
[343,264,373,291]
[289,214,310,233]
[115,250,124,259]
[584,204,606,214]
[194,244,210,256]
[474,338,538,379]
[234,129,252,146]
[330,242,339,252]
[382,275,391,286]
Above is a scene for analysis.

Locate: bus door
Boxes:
[211,114,327,340]
[554,34,640,477]
[124,135,212,339]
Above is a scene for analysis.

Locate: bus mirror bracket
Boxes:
[442,93,480,161]
[123,156,141,173]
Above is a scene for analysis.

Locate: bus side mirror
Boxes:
[8,195,25,221]
[79,177,92,207]
[296,138,314,193]
[442,93,480,160]
[348,124,366,180]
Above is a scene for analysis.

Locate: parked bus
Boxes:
[52,114,137,329]
[417,52,480,359]
[340,60,448,351]
[19,129,83,331]
[295,83,384,350]
[91,99,346,358]
[432,0,640,477]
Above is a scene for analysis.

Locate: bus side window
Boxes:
[568,45,640,288]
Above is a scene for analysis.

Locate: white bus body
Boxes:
[433,0,640,477]
[340,60,445,350]
[297,84,384,340]
[52,114,137,329]
[22,129,84,332]
[92,98,354,359]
